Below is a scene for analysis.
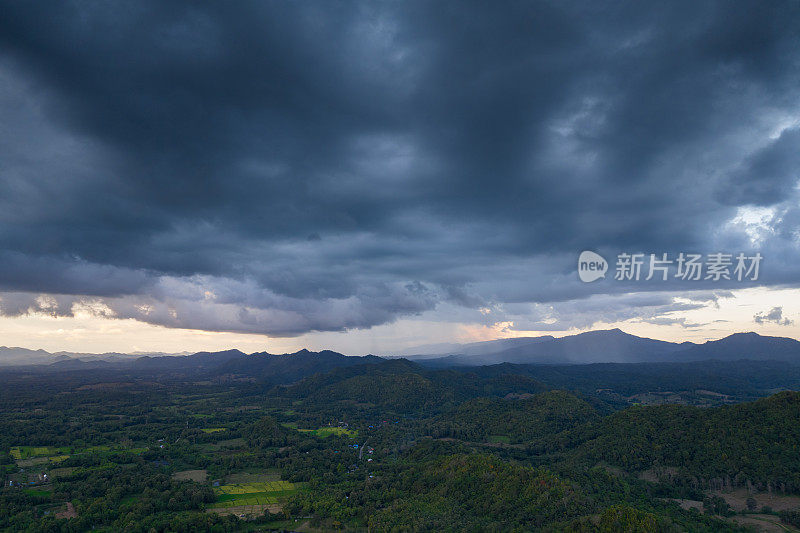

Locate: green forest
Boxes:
[1,358,799,532]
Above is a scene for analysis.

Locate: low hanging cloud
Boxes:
[0,276,441,337]
[489,291,731,332]
[754,306,794,326]
[0,2,799,337]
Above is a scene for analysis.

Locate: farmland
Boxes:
[281,423,358,439]
[0,373,352,531]
[297,426,358,439]
[213,480,300,508]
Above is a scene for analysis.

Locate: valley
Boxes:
[1,335,800,531]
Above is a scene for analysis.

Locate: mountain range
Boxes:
[2,329,800,378]
[395,329,800,367]
[0,346,190,366]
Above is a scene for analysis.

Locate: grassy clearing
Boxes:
[201,427,226,434]
[24,489,52,497]
[83,445,112,453]
[172,469,208,482]
[126,447,148,455]
[215,492,278,506]
[208,503,282,518]
[10,446,67,460]
[16,455,70,467]
[488,435,511,444]
[216,481,295,494]
[16,457,48,467]
[10,444,121,463]
[712,489,800,512]
[9,443,150,468]
[48,467,76,479]
[287,426,358,438]
[314,426,357,438]
[201,438,246,453]
[224,470,281,484]
[9,444,127,466]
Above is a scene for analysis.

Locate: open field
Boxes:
[284,425,358,438]
[201,438,245,452]
[207,503,282,518]
[664,498,704,512]
[224,470,282,484]
[216,480,296,495]
[47,467,76,479]
[713,489,800,513]
[8,443,143,467]
[172,469,208,482]
[730,514,800,532]
[10,446,67,460]
[16,456,69,467]
[24,488,52,498]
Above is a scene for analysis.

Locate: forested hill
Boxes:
[269,356,800,416]
[275,360,550,415]
[425,390,599,446]
[575,391,800,493]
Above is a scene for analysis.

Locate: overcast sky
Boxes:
[1,1,800,354]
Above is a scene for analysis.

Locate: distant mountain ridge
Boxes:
[2,330,800,374]
[672,332,800,362]
[0,346,69,366]
[408,329,800,367]
[0,346,188,367]
[1,345,383,387]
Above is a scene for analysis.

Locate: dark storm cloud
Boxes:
[717,127,800,206]
[0,1,799,335]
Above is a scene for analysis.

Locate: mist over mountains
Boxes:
[0,346,189,366]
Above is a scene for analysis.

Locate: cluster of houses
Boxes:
[5,471,49,488]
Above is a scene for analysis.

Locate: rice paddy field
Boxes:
[9,446,66,460]
[213,479,300,508]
